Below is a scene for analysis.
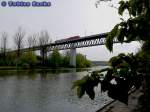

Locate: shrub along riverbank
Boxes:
[0,49,91,69]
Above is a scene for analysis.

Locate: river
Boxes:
[0,66,112,112]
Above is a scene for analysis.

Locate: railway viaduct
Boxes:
[8,32,119,67]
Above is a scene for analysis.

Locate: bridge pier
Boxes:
[70,48,76,67]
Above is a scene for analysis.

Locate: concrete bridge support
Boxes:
[70,48,76,67]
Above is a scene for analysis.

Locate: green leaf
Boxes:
[105,24,119,52]
[106,34,113,52]
[118,1,126,15]
[77,86,85,98]
[119,68,129,77]
[72,76,89,89]
[104,68,114,81]
[109,55,124,68]
[129,0,137,16]
[117,28,125,42]
[86,88,95,100]
[111,24,119,37]
[99,68,110,73]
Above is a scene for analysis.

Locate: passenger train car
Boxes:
[54,32,108,44]
[55,36,80,43]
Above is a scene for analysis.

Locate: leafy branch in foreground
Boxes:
[74,0,150,111]
[105,0,150,52]
[73,53,143,104]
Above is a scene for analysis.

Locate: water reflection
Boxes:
[0,67,111,112]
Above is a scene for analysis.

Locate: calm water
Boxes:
[0,66,112,112]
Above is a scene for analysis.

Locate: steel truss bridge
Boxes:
[8,32,120,67]
[12,32,119,52]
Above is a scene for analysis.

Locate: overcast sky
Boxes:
[0,0,140,61]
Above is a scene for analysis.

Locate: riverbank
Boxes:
[0,65,103,70]
[96,89,143,112]
[0,66,76,70]
[0,66,101,74]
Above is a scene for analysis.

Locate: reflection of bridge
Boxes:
[10,32,119,67]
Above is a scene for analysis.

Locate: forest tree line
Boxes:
[0,27,91,68]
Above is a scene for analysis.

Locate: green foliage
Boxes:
[76,53,91,68]
[0,52,17,66]
[106,24,119,51]
[73,72,100,99]
[20,51,37,67]
[105,0,150,51]
[50,49,62,67]
[61,52,91,68]
[75,0,150,107]
[118,1,129,16]
[106,34,113,52]
[73,53,143,104]
[0,49,91,68]
[74,0,150,108]
[61,51,70,67]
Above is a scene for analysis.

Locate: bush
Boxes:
[50,49,62,67]
[76,53,91,68]
[20,51,37,68]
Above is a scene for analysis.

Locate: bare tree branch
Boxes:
[13,27,25,57]
[38,30,51,46]
[1,32,8,57]
[38,30,52,66]
[27,33,38,49]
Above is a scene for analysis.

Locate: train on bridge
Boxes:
[54,32,108,44]
[55,36,80,43]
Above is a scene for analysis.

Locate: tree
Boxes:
[62,50,70,67]
[1,32,8,59]
[73,0,150,111]
[38,30,51,46]
[38,30,52,65]
[26,33,38,63]
[27,33,37,49]
[105,0,150,51]
[50,49,62,67]
[20,51,37,68]
[62,51,91,68]
[13,27,25,57]
[104,1,150,110]
[76,53,91,68]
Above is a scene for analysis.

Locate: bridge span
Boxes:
[9,32,119,67]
